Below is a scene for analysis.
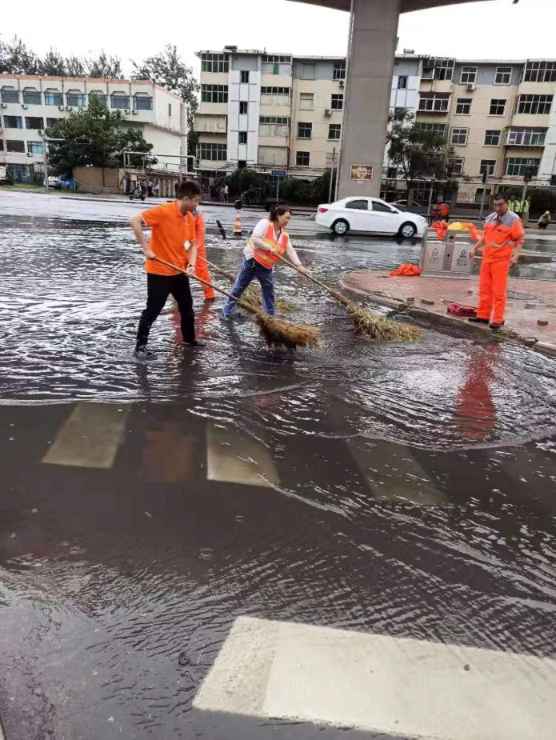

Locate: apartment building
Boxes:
[195,48,556,203]
[0,74,187,182]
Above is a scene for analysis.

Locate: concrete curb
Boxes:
[339,275,556,360]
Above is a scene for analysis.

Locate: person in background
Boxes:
[469,194,525,332]
[223,205,308,319]
[130,180,203,359]
[223,183,230,203]
[192,208,216,301]
[538,210,551,230]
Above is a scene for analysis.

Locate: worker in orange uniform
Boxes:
[192,208,216,301]
[469,194,525,331]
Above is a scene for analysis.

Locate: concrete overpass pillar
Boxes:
[337,0,402,199]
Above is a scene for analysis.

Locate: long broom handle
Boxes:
[151,256,259,317]
[275,254,350,308]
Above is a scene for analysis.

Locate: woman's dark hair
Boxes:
[270,204,291,222]
[176,180,201,199]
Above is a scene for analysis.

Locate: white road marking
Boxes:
[206,423,279,488]
[194,616,556,740]
[42,403,128,469]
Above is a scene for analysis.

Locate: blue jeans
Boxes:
[223,259,275,316]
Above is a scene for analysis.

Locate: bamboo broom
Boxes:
[204,259,292,314]
[276,254,421,342]
[152,256,319,350]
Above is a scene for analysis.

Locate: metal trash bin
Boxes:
[420,227,474,277]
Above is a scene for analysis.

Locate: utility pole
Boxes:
[479,169,488,219]
[328,147,337,204]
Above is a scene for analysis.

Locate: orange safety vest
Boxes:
[252,222,289,269]
[483,211,524,262]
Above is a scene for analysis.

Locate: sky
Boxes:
[1,0,555,77]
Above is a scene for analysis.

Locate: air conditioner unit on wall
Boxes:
[1,103,8,109]
[324,109,332,118]
[467,83,476,92]
[21,104,27,110]
[339,80,345,90]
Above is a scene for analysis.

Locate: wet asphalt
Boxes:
[0,191,555,739]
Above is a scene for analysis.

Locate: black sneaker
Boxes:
[468,317,490,324]
[490,322,505,332]
[134,346,155,361]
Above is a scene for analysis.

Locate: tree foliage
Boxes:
[0,37,39,74]
[47,97,153,175]
[387,111,451,184]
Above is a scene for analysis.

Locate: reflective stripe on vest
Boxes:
[252,222,289,269]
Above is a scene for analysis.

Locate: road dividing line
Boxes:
[42,403,129,469]
[206,424,279,488]
[193,617,556,740]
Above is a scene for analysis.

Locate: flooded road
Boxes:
[1,194,556,739]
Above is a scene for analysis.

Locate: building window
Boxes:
[27,141,44,156]
[1,87,19,103]
[262,55,291,64]
[451,127,469,146]
[397,76,408,89]
[296,151,310,167]
[201,53,229,73]
[134,94,153,111]
[46,118,61,128]
[456,98,472,115]
[333,61,346,80]
[489,98,506,116]
[3,116,23,129]
[0,140,3,151]
[506,127,547,146]
[239,101,248,115]
[415,122,448,139]
[22,88,41,105]
[524,61,556,83]
[448,158,465,176]
[110,93,130,110]
[297,122,312,139]
[168,103,172,117]
[460,66,477,84]
[259,116,289,137]
[198,142,227,161]
[331,94,344,110]
[300,64,315,80]
[89,91,107,106]
[25,117,43,130]
[260,87,290,106]
[6,140,25,153]
[328,123,341,140]
[480,160,496,177]
[66,91,86,107]
[418,94,450,113]
[484,129,501,146]
[240,71,250,84]
[299,93,314,110]
[517,94,553,115]
[505,158,540,177]
[239,131,248,144]
[495,66,512,85]
[44,90,63,106]
[201,84,229,103]
[434,58,455,81]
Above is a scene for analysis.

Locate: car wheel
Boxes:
[332,219,350,236]
[398,222,417,239]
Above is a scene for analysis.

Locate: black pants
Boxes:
[136,273,195,348]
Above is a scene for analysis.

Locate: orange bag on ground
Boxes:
[389,264,422,277]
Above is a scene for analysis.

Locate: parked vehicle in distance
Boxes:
[47,176,63,189]
[234,188,278,212]
[316,197,428,238]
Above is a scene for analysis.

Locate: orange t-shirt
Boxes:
[142,201,195,276]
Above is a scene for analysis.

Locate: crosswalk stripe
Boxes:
[206,423,279,488]
[42,403,129,469]
[193,616,556,740]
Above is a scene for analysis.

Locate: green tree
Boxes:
[86,52,124,79]
[387,111,451,186]
[132,45,199,152]
[39,49,67,76]
[46,96,152,175]
[0,36,38,74]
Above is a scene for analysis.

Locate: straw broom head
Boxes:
[256,314,320,349]
[347,303,421,342]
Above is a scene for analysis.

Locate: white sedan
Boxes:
[316,197,428,239]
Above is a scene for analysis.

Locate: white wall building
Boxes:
[0,74,187,182]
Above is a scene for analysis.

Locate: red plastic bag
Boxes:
[447,303,476,318]
[389,264,422,277]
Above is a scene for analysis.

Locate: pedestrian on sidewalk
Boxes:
[468,194,525,331]
[538,210,551,230]
[223,205,308,319]
[130,180,203,359]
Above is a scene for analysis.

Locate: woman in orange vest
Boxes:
[223,205,307,318]
[192,208,215,301]
[469,194,525,330]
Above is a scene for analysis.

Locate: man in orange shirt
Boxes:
[130,180,202,359]
[469,194,525,331]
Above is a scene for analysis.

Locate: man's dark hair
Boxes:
[493,193,507,202]
[176,180,201,199]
